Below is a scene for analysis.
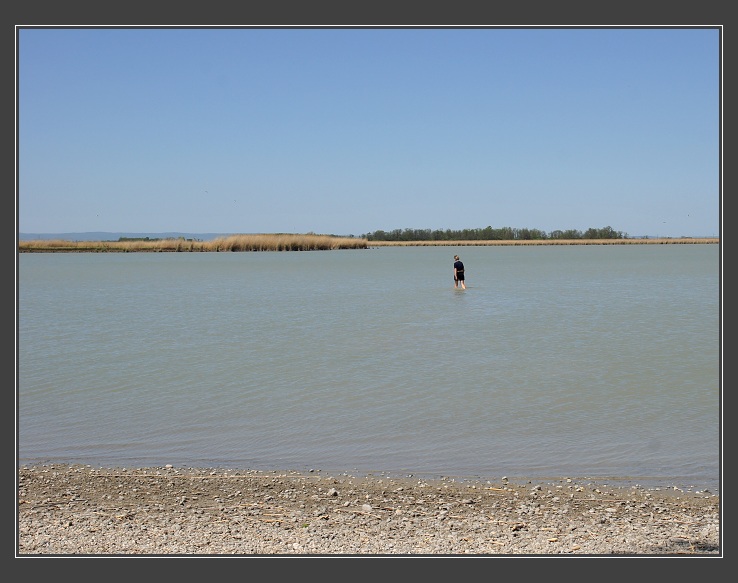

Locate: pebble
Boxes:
[17,463,720,556]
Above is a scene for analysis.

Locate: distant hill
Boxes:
[18,232,236,242]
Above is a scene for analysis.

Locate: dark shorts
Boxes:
[455,271,464,281]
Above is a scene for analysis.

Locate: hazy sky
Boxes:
[17,26,721,238]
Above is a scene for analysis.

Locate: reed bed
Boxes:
[206,233,366,251]
[18,233,368,253]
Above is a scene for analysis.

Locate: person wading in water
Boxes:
[453,255,466,289]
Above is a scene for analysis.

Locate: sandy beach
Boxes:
[16,463,720,557]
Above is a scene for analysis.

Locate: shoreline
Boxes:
[367,238,719,247]
[18,237,720,253]
[17,463,721,556]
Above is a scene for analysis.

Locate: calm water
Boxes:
[17,245,721,491]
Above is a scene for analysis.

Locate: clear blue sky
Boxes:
[17,26,721,238]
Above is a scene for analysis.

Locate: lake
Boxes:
[17,244,721,491]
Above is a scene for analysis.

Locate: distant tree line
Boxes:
[362,226,627,242]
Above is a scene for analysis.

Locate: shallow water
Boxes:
[17,244,721,491]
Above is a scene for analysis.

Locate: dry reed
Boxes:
[18,233,368,253]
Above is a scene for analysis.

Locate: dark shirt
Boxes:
[454,260,464,272]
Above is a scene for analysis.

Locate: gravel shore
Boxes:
[17,463,720,557]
